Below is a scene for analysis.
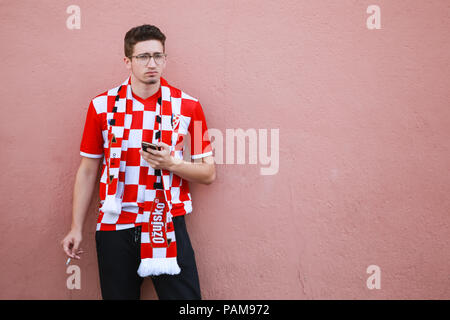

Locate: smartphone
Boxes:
[142,141,161,152]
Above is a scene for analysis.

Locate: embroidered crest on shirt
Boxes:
[171,113,181,131]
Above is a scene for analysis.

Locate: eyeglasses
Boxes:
[129,52,167,66]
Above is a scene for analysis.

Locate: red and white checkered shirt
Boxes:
[80,85,213,231]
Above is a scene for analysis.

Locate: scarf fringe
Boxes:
[137,257,181,277]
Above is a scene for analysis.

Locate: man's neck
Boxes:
[130,74,160,99]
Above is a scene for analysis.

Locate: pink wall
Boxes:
[1,0,449,299]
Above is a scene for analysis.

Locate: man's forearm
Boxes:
[71,168,98,232]
[169,157,215,185]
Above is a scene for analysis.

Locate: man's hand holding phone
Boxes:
[140,141,177,170]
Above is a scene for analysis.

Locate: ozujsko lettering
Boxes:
[151,202,166,244]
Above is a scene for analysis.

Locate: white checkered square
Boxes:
[107,87,118,97]
[102,130,108,148]
[137,211,150,224]
[125,114,132,128]
[120,160,126,172]
[121,139,129,152]
[170,97,181,114]
[162,175,170,188]
[109,146,122,159]
[122,206,139,214]
[161,114,172,131]
[178,115,190,135]
[124,166,140,184]
[100,169,107,183]
[137,184,147,203]
[141,232,150,243]
[100,212,120,224]
[116,98,126,113]
[153,247,167,258]
[132,100,145,111]
[144,189,156,201]
[116,223,136,230]
[181,92,198,101]
[161,86,171,100]
[117,181,124,197]
[184,200,193,213]
[143,110,157,130]
[140,155,153,169]
[170,186,181,200]
[92,95,108,114]
[127,129,142,148]
[166,231,175,241]
[111,126,124,139]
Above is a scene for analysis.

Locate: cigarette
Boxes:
[66,257,71,265]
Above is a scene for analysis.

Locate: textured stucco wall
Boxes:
[0,0,449,299]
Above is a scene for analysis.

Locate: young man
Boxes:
[61,25,215,300]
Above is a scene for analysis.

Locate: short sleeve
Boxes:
[188,101,213,159]
[80,101,104,158]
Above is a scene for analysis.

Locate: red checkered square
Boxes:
[130,110,143,129]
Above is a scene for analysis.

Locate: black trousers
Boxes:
[95,215,202,300]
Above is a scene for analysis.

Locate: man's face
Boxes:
[124,39,166,85]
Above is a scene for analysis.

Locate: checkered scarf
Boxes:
[100,76,181,276]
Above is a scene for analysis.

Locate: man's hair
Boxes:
[124,24,166,58]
